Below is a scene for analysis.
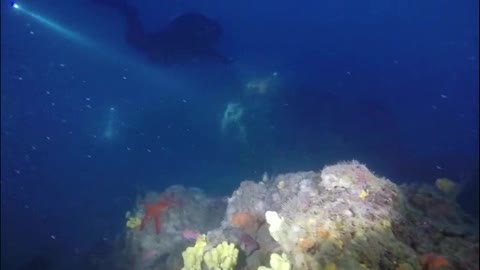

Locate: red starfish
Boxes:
[140,195,176,234]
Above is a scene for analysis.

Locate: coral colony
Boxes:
[99,161,479,270]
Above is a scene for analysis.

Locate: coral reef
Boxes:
[106,161,478,270]
[112,186,227,270]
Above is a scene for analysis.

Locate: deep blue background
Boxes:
[1,0,478,268]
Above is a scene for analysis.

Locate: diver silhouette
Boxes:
[93,0,233,65]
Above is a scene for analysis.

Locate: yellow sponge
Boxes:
[203,241,239,270]
[435,178,457,194]
[182,234,207,270]
[125,211,141,229]
[258,253,291,270]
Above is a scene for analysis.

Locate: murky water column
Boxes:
[103,107,117,140]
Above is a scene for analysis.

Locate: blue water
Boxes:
[1,0,478,269]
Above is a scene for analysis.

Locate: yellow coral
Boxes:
[360,263,370,269]
[359,190,369,199]
[325,262,337,270]
[126,216,141,229]
[203,241,239,270]
[182,234,207,270]
[396,262,414,270]
[258,253,291,270]
[435,178,457,194]
[331,238,344,250]
[381,219,391,229]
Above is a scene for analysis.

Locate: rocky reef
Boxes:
[102,161,479,270]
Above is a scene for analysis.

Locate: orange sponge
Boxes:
[420,253,451,270]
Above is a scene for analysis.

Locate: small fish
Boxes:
[182,229,200,242]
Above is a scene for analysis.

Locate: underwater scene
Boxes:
[1,0,478,269]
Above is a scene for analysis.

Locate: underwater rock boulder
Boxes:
[119,185,227,270]
[118,161,478,270]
